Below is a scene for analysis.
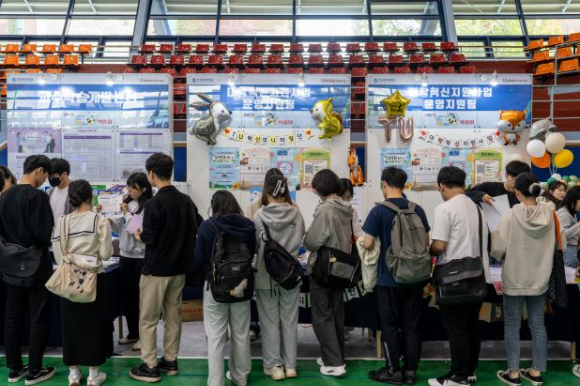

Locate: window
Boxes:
[221,0,292,15]
[452,0,517,15]
[0,0,70,15]
[151,0,218,15]
[104,41,132,58]
[373,20,441,36]
[73,0,139,15]
[298,0,367,15]
[67,19,135,36]
[521,0,580,14]
[458,41,487,58]
[148,19,217,36]
[526,19,580,35]
[220,19,292,36]
[0,18,66,35]
[492,41,525,58]
[372,1,438,15]
[297,19,369,36]
[455,19,522,35]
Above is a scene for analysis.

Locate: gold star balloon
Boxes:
[381,90,411,118]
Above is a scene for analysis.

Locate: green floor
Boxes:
[1,357,579,385]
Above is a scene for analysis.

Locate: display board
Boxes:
[7,73,173,181]
[365,73,533,223]
[186,74,352,226]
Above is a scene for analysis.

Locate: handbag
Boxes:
[0,236,44,288]
[311,221,361,289]
[432,207,487,306]
[45,214,101,303]
[548,212,568,308]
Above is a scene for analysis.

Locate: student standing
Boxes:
[0,165,17,195]
[47,158,73,220]
[245,167,297,220]
[52,180,113,386]
[340,178,363,238]
[557,186,580,268]
[466,160,530,207]
[129,154,200,382]
[363,167,430,385]
[195,191,256,386]
[537,180,567,211]
[253,175,305,380]
[429,166,490,386]
[110,172,152,351]
[492,173,555,386]
[303,169,354,378]
[0,155,55,385]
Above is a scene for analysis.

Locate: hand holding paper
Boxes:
[481,194,510,233]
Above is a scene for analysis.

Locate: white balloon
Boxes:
[507,153,525,163]
[526,139,546,158]
[551,173,562,180]
[545,132,566,153]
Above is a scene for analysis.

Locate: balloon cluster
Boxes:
[526,119,573,169]
[378,90,414,142]
[542,174,579,190]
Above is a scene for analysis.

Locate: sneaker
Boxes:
[573,364,580,378]
[404,370,417,385]
[25,368,56,386]
[118,337,138,345]
[87,372,107,386]
[368,367,403,384]
[497,370,522,386]
[317,358,347,368]
[467,374,477,384]
[285,368,298,378]
[264,365,285,381]
[226,371,247,386]
[320,365,346,377]
[519,369,543,386]
[428,373,468,386]
[129,364,161,383]
[157,358,178,376]
[132,340,141,352]
[68,369,81,386]
[9,367,28,383]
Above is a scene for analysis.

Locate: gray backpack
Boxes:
[381,201,431,284]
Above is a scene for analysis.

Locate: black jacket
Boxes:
[140,185,200,276]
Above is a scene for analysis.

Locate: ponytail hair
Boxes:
[515,173,541,198]
[261,174,292,206]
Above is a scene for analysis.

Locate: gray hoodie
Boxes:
[254,203,305,290]
[109,201,146,258]
[304,196,354,273]
[491,202,555,296]
[556,206,579,248]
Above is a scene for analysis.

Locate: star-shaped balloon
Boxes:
[381,90,411,118]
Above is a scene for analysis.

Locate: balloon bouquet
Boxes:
[526,118,575,179]
[378,90,414,142]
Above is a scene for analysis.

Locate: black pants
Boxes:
[4,278,51,373]
[310,278,345,367]
[377,285,424,371]
[439,302,482,380]
[119,257,142,340]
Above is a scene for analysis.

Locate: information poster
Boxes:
[240,147,271,189]
[271,147,300,188]
[380,148,413,185]
[411,148,442,186]
[63,130,115,182]
[473,150,502,185]
[209,147,241,189]
[301,148,330,189]
[445,148,473,187]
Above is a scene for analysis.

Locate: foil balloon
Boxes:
[496,110,526,146]
[378,90,413,142]
[310,98,343,141]
[188,92,233,146]
[529,118,558,141]
[348,146,364,186]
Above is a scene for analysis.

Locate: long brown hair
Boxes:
[541,180,567,208]
[261,175,292,207]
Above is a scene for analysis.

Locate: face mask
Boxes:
[48,176,61,187]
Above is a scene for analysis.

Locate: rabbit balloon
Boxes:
[188,92,233,146]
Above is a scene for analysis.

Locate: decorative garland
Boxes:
[417,129,500,149]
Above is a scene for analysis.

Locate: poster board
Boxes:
[365,74,533,223]
[186,74,352,227]
[7,73,173,181]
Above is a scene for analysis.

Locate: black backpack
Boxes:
[262,223,304,290]
[208,220,254,303]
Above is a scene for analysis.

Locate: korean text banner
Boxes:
[6,73,173,181]
[366,74,533,129]
[187,73,351,130]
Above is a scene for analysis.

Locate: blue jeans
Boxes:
[503,294,547,372]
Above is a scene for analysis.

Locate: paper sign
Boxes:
[481,194,510,233]
[126,213,144,234]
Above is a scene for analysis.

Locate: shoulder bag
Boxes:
[0,236,44,288]
[548,212,568,308]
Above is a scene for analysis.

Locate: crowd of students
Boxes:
[0,154,579,386]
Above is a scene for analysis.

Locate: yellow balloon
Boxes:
[553,149,574,168]
[381,90,411,118]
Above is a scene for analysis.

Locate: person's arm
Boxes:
[51,218,64,264]
[416,205,432,248]
[30,192,54,247]
[491,212,511,261]
[194,221,211,267]
[430,205,450,256]
[253,213,263,254]
[138,199,160,245]
[558,210,580,242]
[466,183,495,205]
[97,215,113,261]
[303,209,331,252]
[361,208,380,250]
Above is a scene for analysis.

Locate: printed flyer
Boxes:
[209,147,241,189]
[380,148,413,186]
[473,149,502,185]
[411,147,442,187]
[239,147,271,189]
[301,148,331,189]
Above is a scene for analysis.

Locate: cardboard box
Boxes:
[181,299,203,322]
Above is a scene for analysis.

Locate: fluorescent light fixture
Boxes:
[37,73,46,85]
[490,70,498,87]
[105,72,123,86]
[420,72,429,87]
[227,72,239,86]
[298,73,305,88]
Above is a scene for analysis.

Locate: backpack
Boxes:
[262,223,304,290]
[381,201,431,284]
[208,220,254,303]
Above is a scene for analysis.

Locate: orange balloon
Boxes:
[531,153,551,168]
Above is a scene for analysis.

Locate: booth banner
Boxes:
[366,74,533,129]
[187,73,351,130]
[7,73,173,181]
[418,129,501,148]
